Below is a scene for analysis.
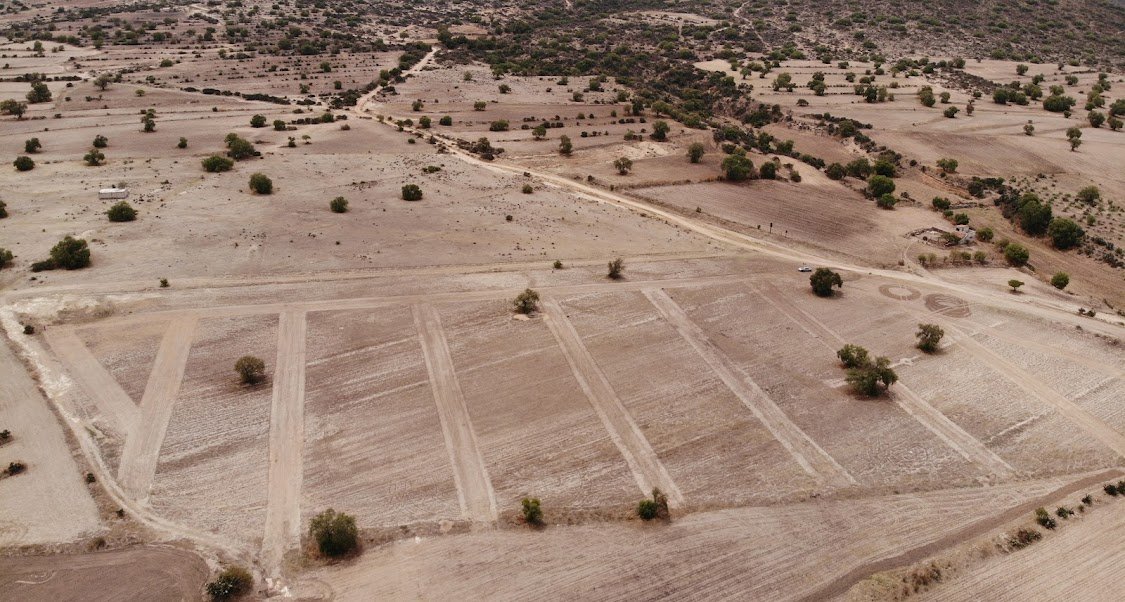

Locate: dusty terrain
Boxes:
[1,1,1124,600]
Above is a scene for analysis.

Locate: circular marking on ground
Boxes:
[925,293,972,318]
[879,284,921,301]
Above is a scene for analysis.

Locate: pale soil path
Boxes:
[754,284,1017,478]
[642,288,856,488]
[413,304,498,522]
[0,339,100,546]
[972,325,1125,378]
[43,328,138,436]
[116,316,198,502]
[948,325,1125,459]
[541,297,685,507]
[820,468,1124,602]
[261,310,308,577]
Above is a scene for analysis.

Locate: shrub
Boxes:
[0,247,13,269]
[24,138,41,153]
[521,497,543,526]
[6,461,26,475]
[721,150,754,181]
[810,268,843,297]
[309,508,359,557]
[206,566,253,601]
[13,156,35,171]
[936,158,958,173]
[202,155,234,172]
[1047,218,1083,249]
[513,288,540,314]
[439,116,453,126]
[329,197,348,213]
[522,184,533,194]
[250,114,266,128]
[473,101,487,111]
[0,200,6,219]
[688,143,706,163]
[636,499,659,520]
[1105,483,1119,496]
[1050,272,1069,290]
[846,355,897,396]
[106,201,137,222]
[976,227,994,242]
[50,236,91,270]
[607,257,624,280]
[1034,507,1056,530]
[1004,243,1030,266]
[248,173,273,195]
[1008,279,1024,293]
[489,119,509,131]
[401,184,423,201]
[867,175,895,197]
[418,116,431,128]
[84,149,105,166]
[234,356,266,385]
[160,278,169,288]
[22,324,33,335]
[876,193,896,209]
[651,120,670,141]
[613,156,633,175]
[915,324,944,353]
[553,259,563,269]
[225,133,256,160]
[837,344,870,369]
[1076,186,1101,205]
[177,137,188,149]
[758,161,777,180]
[558,135,573,156]
[1007,528,1041,549]
[92,134,108,148]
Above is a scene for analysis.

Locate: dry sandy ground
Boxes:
[0,339,101,547]
[0,545,207,602]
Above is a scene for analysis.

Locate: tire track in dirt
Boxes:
[44,328,138,436]
[541,297,685,507]
[949,325,1125,459]
[117,316,199,502]
[805,468,1124,602]
[413,304,498,523]
[642,288,856,488]
[262,310,308,577]
[754,284,1017,479]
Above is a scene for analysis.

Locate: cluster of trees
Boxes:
[837,344,898,397]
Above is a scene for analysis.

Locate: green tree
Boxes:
[721,150,754,181]
[521,498,543,526]
[876,193,896,209]
[93,73,113,91]
[1066,127,1082,151]
[1076,186,1100,205]
[1008,279,1024,292]
[83,148,105,166]
[225,134,257,160]
[936,158,958,173]
[418,116,431,128]
[13,156,34,171]
[1088,111,1105,128]
[513,288,540,314]
[177,137,188,149]
[1050,272,1070,290]
[0,247,13,269]
[613,156,633,175]
[309,509,359,557]
[273,119,287,131]
[558,135,573,156]
[837,344,870,369]
[758,161,777,180]
[688,142,706,163]
[93,134,108,148]
[1047,218,1083,249]
[439,116,453,126]
[106,201,137,222]
[248,173,273,194]
[810,268,843,297]
[1017,195,1052,235]
[867,175,895,197]
[205,566,252,602]
[401,184,423,201]
[651,120,670,141]
[532,124,547,140]
[1005,243,1030,266]
[825,163,845,180]
[473,101,487,111]
[202,155,234,172]
[50,236,91,270]
[234,356,266,385]
[329,196,348,213]
[1,99,28,119]
[915,324,944,353]
[250,114,267,128]
[24,138,41,153]
[607,257,625,280]
[26,81,51,103]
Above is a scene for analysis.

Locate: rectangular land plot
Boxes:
[150,315,277,547]
[1073,380,1125,441]
[303,308,460,526]
[665,284,980,490]
[971,332,1115,399]
[439,299,639,510]
[555,289,823,505]
[76,320,168,406]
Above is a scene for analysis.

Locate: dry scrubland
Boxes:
[1,2,1124,599]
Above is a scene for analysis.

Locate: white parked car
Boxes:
[797,265,813,273]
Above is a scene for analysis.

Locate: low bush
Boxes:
[206,566,253,601]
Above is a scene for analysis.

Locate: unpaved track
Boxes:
[814,468,1124,602]
[975,326,1125,378]
[45,328,139,436]
[413,304,498,522]
[261,310,308,577]
[643,288,855,488]
[754,284,1017,479]
[950,325,1125,459]
[116,316,198,502]
[541,297,685,507]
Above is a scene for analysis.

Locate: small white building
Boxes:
[98,188,129,200]
[954,224,976,244]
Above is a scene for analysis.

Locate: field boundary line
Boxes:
[44,327,139,436]
[117,315,199,502]
[755,284,1016,478]
[413,304,498,523]
[541,297,685,507]
[642,288,855,487]
[262,311,308,577]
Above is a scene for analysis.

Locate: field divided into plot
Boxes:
[77,320,167,406]
[302,308,460,527]
[149,315,276,547]
[556,289,821,505]
[440,300,639,511]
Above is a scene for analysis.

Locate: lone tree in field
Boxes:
[309,508,359,558]
[915,324,945,353]
[636,488,671,521]
[250,114,267,128]
[93,73,113,91]
[234,356,266,385]
[13,156,34,171]
[532,124,547,140]
[613,156,633,175]
[401,184,423,201]
[225,133,257,160]
[202,155,234,172]
[248,173,273,194]
[84,149,105,166]
[329,196,348,213]
[49,236,91,270]
[521,497,543,527]
[1051,272,1070,290]
[936,158,958,173]
[513,288,540,314]
[838,344,897,396]
[24,138,41,153]
[651,120,670,141]
[721,150,754,181]
[205,566,252,602]
[93,134,108,148]
[1066,127,1082,151]
[558,135,573,156]
[1004,243,1030,267]
[1008,279,1024,293]
[1,99,28,119]
[106,201,137,222]
[688,142,706,163]
[607,257,624,280]
[809,268,843,297]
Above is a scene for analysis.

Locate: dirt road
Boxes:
[541,297,685,507]
[45,328,138,437]
[413,304,498,522]
[643,288,856,488]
